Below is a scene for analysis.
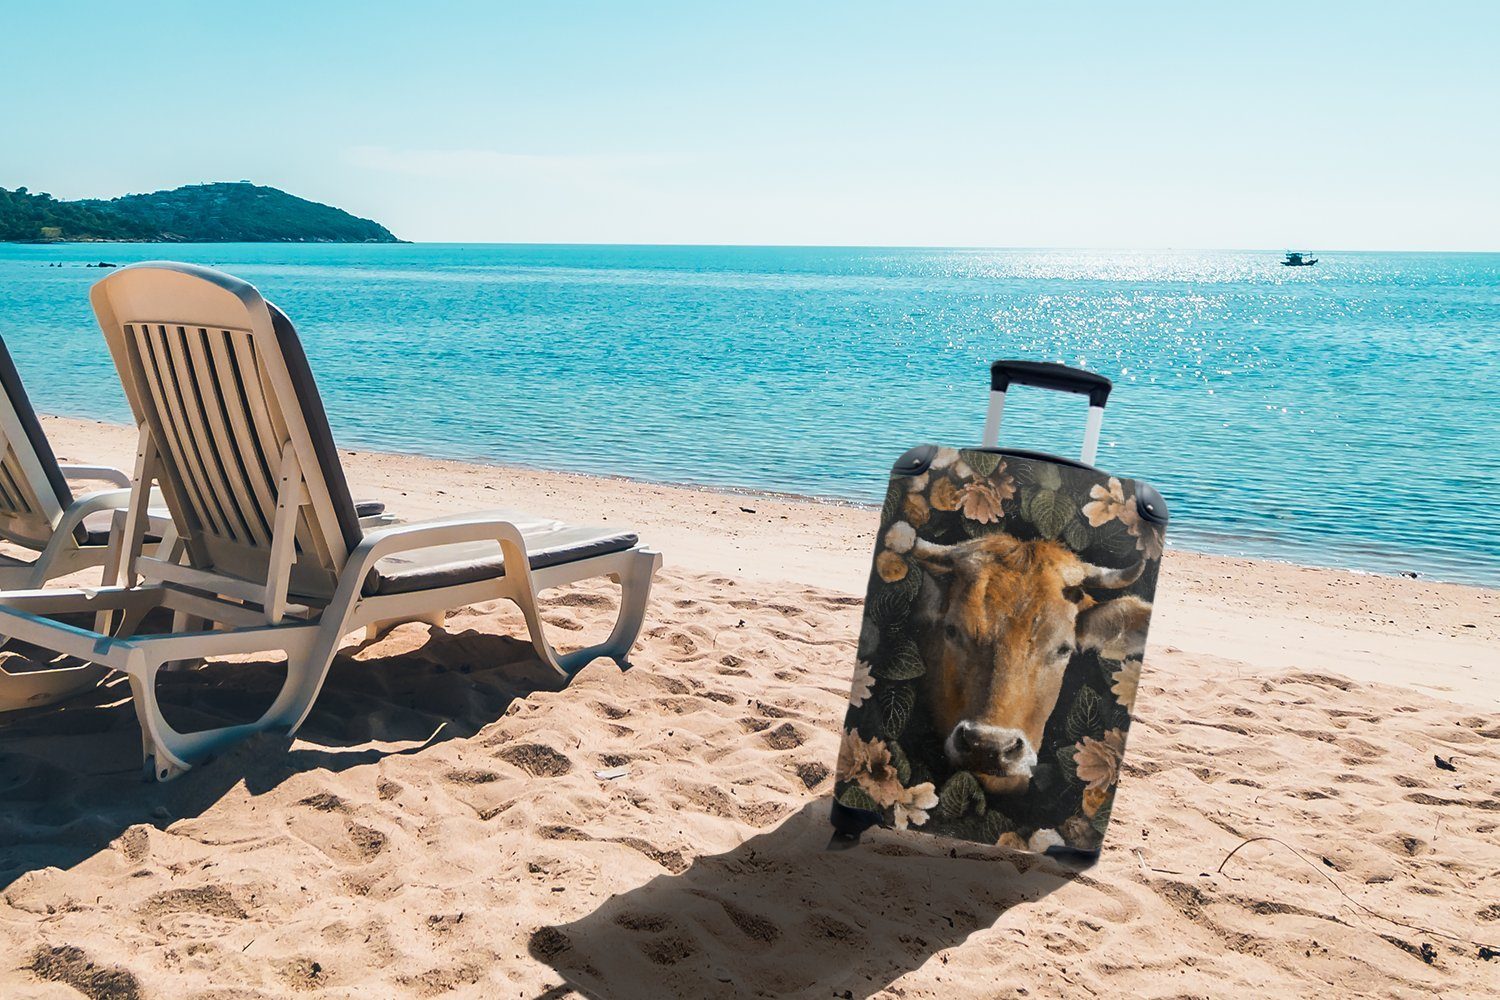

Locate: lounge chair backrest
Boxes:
[0,337,75,548]
[90,263,364,601]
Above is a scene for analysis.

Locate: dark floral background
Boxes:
[835,447,1165,853]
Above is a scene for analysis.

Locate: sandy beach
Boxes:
[2,415,1496,999]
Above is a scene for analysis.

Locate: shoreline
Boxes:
[40,414,1499,709]
[41,413,1494,591]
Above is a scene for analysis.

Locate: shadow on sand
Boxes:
[529,800,1084,1000]
[0,623,565,893]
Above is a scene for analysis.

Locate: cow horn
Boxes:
[1079,558,1145,590]
[910,538,954,562]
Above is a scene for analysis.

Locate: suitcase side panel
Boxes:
[834,446,1166,853]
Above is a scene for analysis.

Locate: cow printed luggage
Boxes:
[830,360,1168,857]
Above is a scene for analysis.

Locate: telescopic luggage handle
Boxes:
[983,360,1113,465]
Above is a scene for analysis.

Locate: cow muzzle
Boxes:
[945,721,1038,795]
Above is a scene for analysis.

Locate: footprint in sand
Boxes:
[115,825,151,864]
[29,945,145,1000]
[496,743,573,777]
[761,722,805,750]
[612,838,689,873]
[342,822,389,861]
[550,592,615,610]
[297,792,349,812]
[614,914,699,967]
[277,956,332,992]
[542,611,586,631]
[137,885,248,939]
[705,894,781,946]
[791,761,829,790]
[614,911,674,933]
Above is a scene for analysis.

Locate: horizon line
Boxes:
[13,241,1500,255]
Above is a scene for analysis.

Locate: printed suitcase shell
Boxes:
[831,368,1167,856]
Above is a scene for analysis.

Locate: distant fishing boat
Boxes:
[1281,251,1318,267]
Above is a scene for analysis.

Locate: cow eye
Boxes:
[944,623,962,642]
[1055,643,1074,658]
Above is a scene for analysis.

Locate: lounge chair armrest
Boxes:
[55,488,135,538]
[347,513,534,580]
[59,464,132,488]
[58,487,170,539]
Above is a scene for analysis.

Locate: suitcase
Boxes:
[830,360,1168,856]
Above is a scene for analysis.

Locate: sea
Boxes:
[0,243,1495,587]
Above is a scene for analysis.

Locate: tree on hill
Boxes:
[0,182,400,243]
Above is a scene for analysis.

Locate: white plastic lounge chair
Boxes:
[0,336,170,591]
[0,335,391,712]
[0,262,661,780]
[0,337,185,711]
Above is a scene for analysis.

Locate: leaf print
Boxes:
[877,682,916,737]
[1063,519,1091,551]
[1056,743,1081,784]
[837,784,880,812]
[886,739,912,785]
[870,583,915,628]
[1025,488,1077,539]
[935,770,986,820]
[1016,461,1062,491]
[873,637,926,681]
[961,450,1003,478]
[1065,685,1105,742]
[980,809,1015,843]
[881,480,906,524]
[1089,792,1115,835]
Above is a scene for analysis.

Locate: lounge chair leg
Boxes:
[516,549,661,677]
[599,550,660,668]
[127,640,327,781]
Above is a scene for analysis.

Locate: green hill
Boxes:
[0,182,402,243]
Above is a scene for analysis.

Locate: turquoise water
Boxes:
[1,243,1496,587]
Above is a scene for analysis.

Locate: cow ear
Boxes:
[1062,585,1096,609]
[1075,595,1152,660]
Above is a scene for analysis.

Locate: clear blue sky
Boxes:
[3,1,1496,248]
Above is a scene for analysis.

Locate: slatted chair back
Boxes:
[89,263,364,606]
[0,337,76,549]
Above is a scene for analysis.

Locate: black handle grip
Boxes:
[989,360,1112,408]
